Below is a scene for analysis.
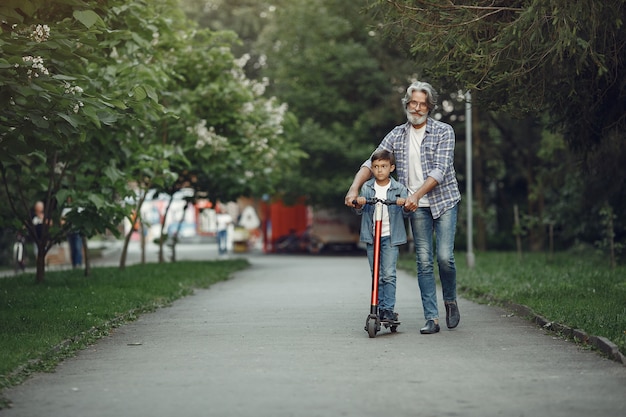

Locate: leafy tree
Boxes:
[0,0,162,281]
[251,0,416,206]
[372,0,626,258]
[0,0,306,277]
[179,0,274,78]
[139,16,305,260]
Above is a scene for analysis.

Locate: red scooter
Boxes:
[355,197,403,338]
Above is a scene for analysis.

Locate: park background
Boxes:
[0,0,624,363]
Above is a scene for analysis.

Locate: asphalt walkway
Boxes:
[2,247,626,417]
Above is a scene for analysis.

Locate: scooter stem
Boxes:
[371,202,383,313]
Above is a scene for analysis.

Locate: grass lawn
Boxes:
[0,259,249,404]
[398,250,626,356]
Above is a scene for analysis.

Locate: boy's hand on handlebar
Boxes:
[404,193,419,211]
[352,196,366,208]
[396,198,406,206]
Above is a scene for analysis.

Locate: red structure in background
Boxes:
[261,200,309,253]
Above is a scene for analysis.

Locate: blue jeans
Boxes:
[217,230,228,255]
[68,232,83,267]
[366,236,399,313]
[410,204,458,320]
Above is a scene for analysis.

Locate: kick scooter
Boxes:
[354,197,403,338]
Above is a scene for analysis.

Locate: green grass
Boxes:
[0,259,249,400]
[398,251,626,355]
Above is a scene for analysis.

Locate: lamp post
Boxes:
[465,90,475,268]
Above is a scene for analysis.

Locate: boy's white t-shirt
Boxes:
[408,124,430,207]
[374,181,391,237]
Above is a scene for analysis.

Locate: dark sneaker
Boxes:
[445,300,460,329]
[420,319,441,334]
[387,311,398,322]
[379,310,390,321]
[381,310,398,322]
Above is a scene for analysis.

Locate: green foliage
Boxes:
[399,251,626,355]
[0,259,249,392]
[0,1,176,282]
[370,0,626,256]
[246,0,414,206]
[0,0,304,278]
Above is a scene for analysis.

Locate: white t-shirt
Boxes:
[216,213,232,232]
[374,181,391,237]
[408,125,430,207]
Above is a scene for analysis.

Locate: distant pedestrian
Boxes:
[62,200,83,268]
[31,200,45,258]
[13,231,26,274]
[215,202,233,257]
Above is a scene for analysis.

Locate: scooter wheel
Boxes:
[366,318,377,338]
[390,325,398,333]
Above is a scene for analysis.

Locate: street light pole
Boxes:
[465,91,475,268]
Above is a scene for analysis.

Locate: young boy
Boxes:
[354,149,409,322]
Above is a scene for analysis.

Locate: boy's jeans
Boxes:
[410,204,458,320]
[366,236,399,313]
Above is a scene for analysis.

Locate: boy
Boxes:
[354,149,409,322]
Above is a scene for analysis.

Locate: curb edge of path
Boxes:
[503,301,626,366]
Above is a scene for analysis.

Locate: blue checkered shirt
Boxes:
[362,118,461,219]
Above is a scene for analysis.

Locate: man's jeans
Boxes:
[367,236,399,313]
[410,204,458,320]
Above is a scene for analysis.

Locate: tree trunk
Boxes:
[170,201,189,263]
[158,196,174,263]
[514,204,522,260]
[35,244,46,283]
[140,222,146,264]
[120,191,148,269]
[119,223,132,270]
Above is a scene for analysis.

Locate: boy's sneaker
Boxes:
[381,310,397,322]
[387,311,398,322]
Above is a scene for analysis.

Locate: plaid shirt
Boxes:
[362,118,461,219]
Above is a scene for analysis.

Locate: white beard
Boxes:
[406,110,427,126]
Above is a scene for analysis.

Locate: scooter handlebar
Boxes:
[352,197,406,206]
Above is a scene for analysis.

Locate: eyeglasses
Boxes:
[406,100,428,110]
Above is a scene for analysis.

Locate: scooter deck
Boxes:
[367,313,401,326]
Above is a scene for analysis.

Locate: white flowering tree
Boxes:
[0,1,168,281]
[153,24,304,202]
[146,27,305,260]
[185,51,303,201]
[0,0,305,278]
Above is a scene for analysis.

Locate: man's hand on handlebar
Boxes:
[344,190,359,208]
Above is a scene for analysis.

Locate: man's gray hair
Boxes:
[401,81,438,112]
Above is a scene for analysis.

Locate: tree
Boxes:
[0,0,307,276]
[372,0,626,258]
[0,0,162,282]
[140,18,305,260]
[250,0,416,206]
[372,1,625,133]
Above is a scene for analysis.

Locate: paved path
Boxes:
[2,253,626,417]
